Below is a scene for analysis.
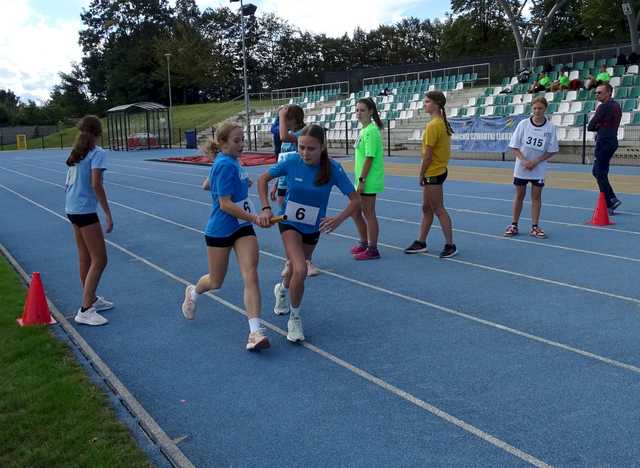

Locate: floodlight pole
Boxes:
[165,53,173,147]
[622,2,639,54]
[240,0,252,149]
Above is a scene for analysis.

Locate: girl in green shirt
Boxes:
[351,97,385,260]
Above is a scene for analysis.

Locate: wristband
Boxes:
[358,177,365,183]
[261,206,272,211]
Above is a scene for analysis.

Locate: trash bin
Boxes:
[185,130,197,149]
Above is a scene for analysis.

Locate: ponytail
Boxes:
[357,98,384,129]
[300,124,331,185]
[441,106,454,136]
[425,91,454,136]
[66,115,102,166]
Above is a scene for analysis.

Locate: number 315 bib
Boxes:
[285,200,320,226]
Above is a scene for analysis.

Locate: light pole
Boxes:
[231,0,256,150]
[622,2,639,54]
[164,53,173,147]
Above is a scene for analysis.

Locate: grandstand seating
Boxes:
[250,55,638,149]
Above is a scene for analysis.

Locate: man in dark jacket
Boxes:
[588,83,623,214]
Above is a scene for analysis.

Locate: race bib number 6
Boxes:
[234,198,255,216]
[285,201,320,226]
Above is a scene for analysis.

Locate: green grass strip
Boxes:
[0,255,152,467]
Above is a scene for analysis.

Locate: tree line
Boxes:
[0,0,634,126]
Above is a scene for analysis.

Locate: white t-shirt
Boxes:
[509,117,559,180]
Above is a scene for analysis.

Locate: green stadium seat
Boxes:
[632,112,640,125]
[622,99,636,112]
[595,58,607,67]
[533,65,543,73]
[607,58,617,67]
[615,87,630,99]
[583,101,596,113]
[548,102,559,113]
[622,76,634,87]
[574,113,587,126]
[630,87,640,98]
[553,63,564,71]
[585,60,596,69]
[575,61,585,70]
[505,105,515,115]
[501,77,510,86]
[613,65,625,77]
[484,87,494,96]
[459,108,468,117]
[462,73,471,82]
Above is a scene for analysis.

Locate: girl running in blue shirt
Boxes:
[258,124,361,342]
[181,122,272,351]
[65,116,114,326]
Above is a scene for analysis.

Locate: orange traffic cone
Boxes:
[588,192,614,226]
[17,272,57,326]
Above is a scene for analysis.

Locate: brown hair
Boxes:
[66,115,102,166]
[426,91,454,136]
[285,105,305,131]
[214,121,243,147]
[300,124,331,186]
[357,98,384,129]
[531,96,548,108]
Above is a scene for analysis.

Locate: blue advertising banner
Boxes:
[449,115,528,153]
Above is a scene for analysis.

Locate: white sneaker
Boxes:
[273,282,290,315]
[92,296,113,312]
[306,260,319,277]
[280,261,290,278]
[74,307,108,326]
[287,316,305,342]
[181,285,197,320]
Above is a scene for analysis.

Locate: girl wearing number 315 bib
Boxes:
[180,122,273,351]
[505,96,559,239]
[258,124,361,343]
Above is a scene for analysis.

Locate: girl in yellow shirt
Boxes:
[404,91,457,258]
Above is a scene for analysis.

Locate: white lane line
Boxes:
[0,180,551,468]
[4,165,638,305]
[4,168,640,379]
[18,160,640,258]
[44,159,640,216]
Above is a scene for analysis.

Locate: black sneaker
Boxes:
[439,244,458,258]
[404,240,427,254]
[609,199,622,215]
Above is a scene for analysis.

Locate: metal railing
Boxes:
[270,81,350,104]
[514,45,633,73]
[362,63,491,89]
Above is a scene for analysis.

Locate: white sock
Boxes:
[290,306,301,318]
[248,318,262,333]
[189,287,199,301]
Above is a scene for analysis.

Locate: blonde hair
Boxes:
[531,96,548,108]
[214,121,243,146]
[199,138,218,160]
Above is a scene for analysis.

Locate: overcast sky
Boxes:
[0,0,449,104]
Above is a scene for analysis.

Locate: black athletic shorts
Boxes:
[205,225,256,248]
[423,170,448,185]
[513,177,545,187]
[277,188,287,197]
[361,193,377,197]
[278,223,320,245]
[67,212,100,227]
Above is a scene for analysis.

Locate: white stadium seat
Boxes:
[558,102,571,113]
[609,76,621,87]
[565,90,577,101]
[556,127,567,141]
[551,114,563,126]
[569,101,583,113]
[628,64,639,74]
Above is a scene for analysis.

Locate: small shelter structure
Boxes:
[106,102,171,151]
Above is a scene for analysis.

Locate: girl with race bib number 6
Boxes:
[504,96,559,239]
[258,124,361,343]
[181,122,273,351]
